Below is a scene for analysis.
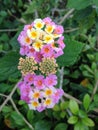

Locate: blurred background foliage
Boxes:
[0,0,98,130]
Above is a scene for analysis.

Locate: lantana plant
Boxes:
[17,17,65,112]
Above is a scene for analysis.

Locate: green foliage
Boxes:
[0,51,20,81]
[83,94,91,111]
[54,123,68,130]
[35,120,51,130]
[69,100,79,115]
[67,0,91,10]
[57,37,84,67]
[0,0,98,129]
[68,116,78,124]
[10,111,25,127]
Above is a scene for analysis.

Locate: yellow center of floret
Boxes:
[31,31,38,39]
[33,40,43,51]
[35,22,44,29]
[45,25,54,34]
[45,89,52,96]
[32,101,39,107]
[33,92,40,98]
[44,35,53,43]
[25,37,31,44]
[45,99,51,105]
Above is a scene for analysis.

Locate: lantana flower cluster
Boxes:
[17,17,65,112]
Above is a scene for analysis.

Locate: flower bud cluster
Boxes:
[17,17,65,112]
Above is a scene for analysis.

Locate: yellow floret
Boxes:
[33,40,43,51]
[44,34,54,43]
[34,19,44,29]
[27,28,39,40]
[45,25,54,34]
[32,101,39,107]
[44,99,52,105]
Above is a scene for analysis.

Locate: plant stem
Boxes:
[0,93,8,98]
[91,80,98,101]
[59,67,64,89]
[10,99,34,130]
[0,83,18,112]
[63,92,82,104]
[59,9,74,24]
[0,29,18,32]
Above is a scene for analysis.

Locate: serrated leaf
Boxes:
[82,117,95,127]
[83,94,91,111]
[67,0,91,10]
[68,116,78,124]
[69,100,79,115]
[57,37,84,67]
[0,51,20,81]
[54,123,68,130]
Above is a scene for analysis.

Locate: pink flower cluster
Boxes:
[17,17,65,112]
[18,17,65,62]
[18,74,64,112]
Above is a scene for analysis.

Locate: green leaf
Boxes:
[20,128,31,130]
[93,0,98,6]
[18,100,26,105]
[11,111,25,126]
[2,106,12,113]
[9,27,22,50]
[0,51,20,81]
[24,1,38,15]
[60,111,66,118]
[57,36,84,67]
[83,94,91,111]
[35,120,51,130]
[69,100,79,115]
[82,117,95,127]
[54,123,68,130]
[53,104,60,111]
[60,101,69,110]
[94,94,98,102]
[0,83,13,93]
[68,116,78,124]
[67,0,91,10]
[27,110,34,124]
[78,110,87,119]
[74,121,87,130]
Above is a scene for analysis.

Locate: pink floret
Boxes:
[45,74,57,87]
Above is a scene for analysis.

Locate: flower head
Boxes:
[39,57,58,75]
[17,17,65,112]
[18,57,38,75]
